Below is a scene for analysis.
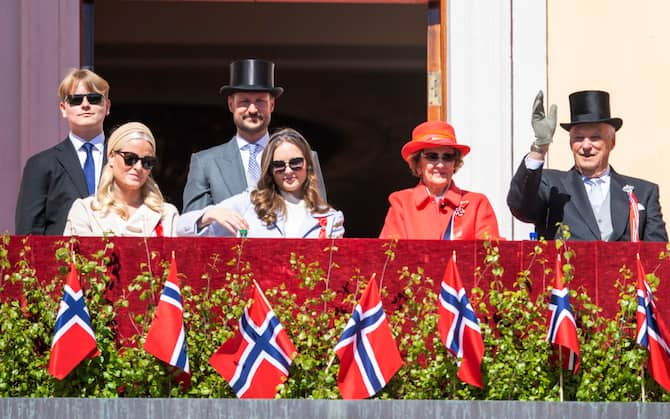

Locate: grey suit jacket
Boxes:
[15,138,106,235]
[182,137,327,212]
[507,159,668,241]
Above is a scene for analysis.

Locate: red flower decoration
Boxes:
[318,217,328,238]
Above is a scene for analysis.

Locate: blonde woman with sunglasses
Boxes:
[379,121,500,240]
[64,122,179,236]
[177,128,344,238]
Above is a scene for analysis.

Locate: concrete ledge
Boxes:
[1,399,669,419]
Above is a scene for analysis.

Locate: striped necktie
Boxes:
[246,143,261,186]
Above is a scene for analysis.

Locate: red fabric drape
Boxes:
[3,237,668,340]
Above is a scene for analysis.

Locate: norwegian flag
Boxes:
[635,255,670,392]
[334,276,402,399]
[209,281,297,398]
[144,253,190,385]
[546,254,580,373]
[47,261,99,380]
[438,252,485,388]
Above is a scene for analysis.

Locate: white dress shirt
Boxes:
[69,132,105,191]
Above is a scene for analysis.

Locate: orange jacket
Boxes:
[379,182,501,240]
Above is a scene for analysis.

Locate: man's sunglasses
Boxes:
[421,151,458,163]
[270,157,305,173]
[115,151,158,170]
[65,93,105,106]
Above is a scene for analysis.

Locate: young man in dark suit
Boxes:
[507,90,667,241]
[182,58,326,213]
[15,68,111,235]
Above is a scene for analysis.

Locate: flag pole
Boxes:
[641,366,646,402]
[558,349,564,401]
[252,279,273,310]
[323,238,337,312]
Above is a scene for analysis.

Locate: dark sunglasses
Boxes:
[65,93,105,106]
[422,151,458,163]
[270,157,305,173]
[115,151,158,170]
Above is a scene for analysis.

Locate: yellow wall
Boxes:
[548,1,670,216]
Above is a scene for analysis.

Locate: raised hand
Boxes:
[531,90,557,146]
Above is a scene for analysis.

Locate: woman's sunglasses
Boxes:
[271,157,305,173]
[65,93,105,106]
[421,151,458,163]
[115,151,158,170]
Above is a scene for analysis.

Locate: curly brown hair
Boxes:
[251,128,329,226]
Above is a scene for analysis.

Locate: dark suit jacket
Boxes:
[15,138,105,235]
[182,137,327,212]
[507,160,668,241]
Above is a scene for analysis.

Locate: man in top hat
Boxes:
[507,90,667,241]
[182,58,326,212]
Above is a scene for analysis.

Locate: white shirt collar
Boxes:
[235,132,270,151]
[69,131,105,151]
[581,166,611,183]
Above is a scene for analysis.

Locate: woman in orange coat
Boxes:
[379,121,500,240]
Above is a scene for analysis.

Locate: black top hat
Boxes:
[560,90,622,131]
[219,59,284,98]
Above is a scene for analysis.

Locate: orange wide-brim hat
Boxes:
[400,121,471,162]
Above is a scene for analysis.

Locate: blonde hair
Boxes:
[58,68,110,101]
[92,122,165,219]
[251,128,329,226]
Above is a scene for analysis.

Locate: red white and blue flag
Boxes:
[546,254,580,373]
[635,254,670,392]
[144,253,190,385]
[209,281,297,398]
[623,185,640,242]
[47,261,99,380]
[438,252,485,388]
[335,276,403,399]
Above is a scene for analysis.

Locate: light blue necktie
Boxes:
[586,178,605,214]
[82,142,96,196]
[246,143,261,186]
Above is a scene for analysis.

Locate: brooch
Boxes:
[454,200,469,217]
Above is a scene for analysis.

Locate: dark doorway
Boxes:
[95,1,426,237]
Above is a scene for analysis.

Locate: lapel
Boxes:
[55,138,89,197]
[297,212,321,238]
[609,169,631,241]
[562,168,601,239]
[102,142,108,167]
[137,205,161,236]
[214,138,247,193]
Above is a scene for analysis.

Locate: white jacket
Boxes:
[177,190,344,238]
